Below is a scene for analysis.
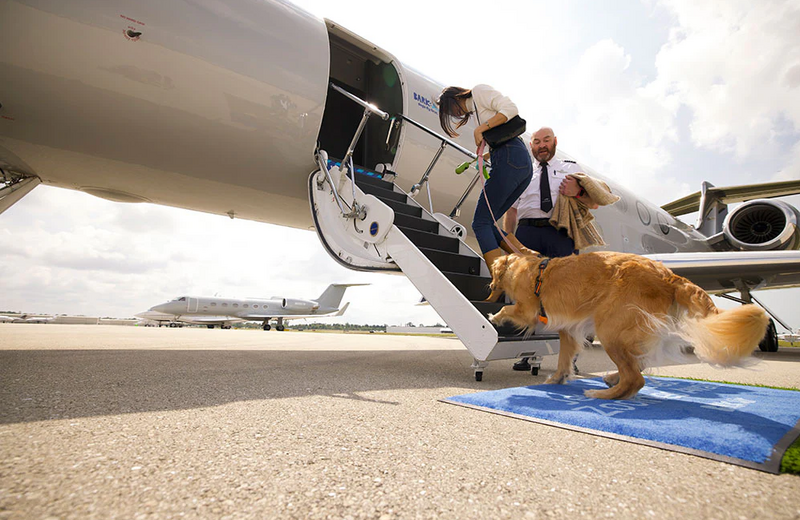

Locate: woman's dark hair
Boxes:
[436,86,472,137]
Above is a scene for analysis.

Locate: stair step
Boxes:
[470,301,529,337]
[395,212,439,233]
[353,172,395,192]
[326,158,395,190]
[382,198,422,218]
[442,271,492,301]
[418,247,481,275]
[359,181,409,204]
[398,227,460,254]
[497,334,560,343]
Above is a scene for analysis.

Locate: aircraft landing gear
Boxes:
[727,281,785,354]
[263,323,271,331]
[759,318,778,352]
[276,325,285,331]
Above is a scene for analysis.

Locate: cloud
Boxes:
[775,140,800,181]
[0,186,441,324]
[654,0,800,159]
[554,39,682,202]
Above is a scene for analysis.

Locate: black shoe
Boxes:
[513,358,531,371]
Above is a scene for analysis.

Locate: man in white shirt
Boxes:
[503,127,596,256]
[503,127,596,371]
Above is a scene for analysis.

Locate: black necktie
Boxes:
[539,161,552,212]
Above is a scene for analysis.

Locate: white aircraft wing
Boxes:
[646,250,800,294]
[180,315,247,324]
[241,303,349,321]
[661,179,800,216]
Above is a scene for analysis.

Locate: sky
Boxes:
[1,0,799,328]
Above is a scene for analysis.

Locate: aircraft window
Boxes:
[636,201,651,226]
[178,297,186,302]
[657,213,670,235]
[253,305,259,309]
[211,303,217,307]
[222,303,228,307]
[233,303,239,308]
[243,304,249,308]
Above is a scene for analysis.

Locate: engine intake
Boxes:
[722,199,800,251]
[281,298,317,312]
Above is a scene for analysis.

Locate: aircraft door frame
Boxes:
[188,298,199,313]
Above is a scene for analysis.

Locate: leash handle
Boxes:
[477,140,522,256]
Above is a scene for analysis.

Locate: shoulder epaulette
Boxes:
[563,160,576,164]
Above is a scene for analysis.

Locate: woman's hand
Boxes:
[473,126,485,147]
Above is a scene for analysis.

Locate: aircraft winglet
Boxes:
[333,302,350,316]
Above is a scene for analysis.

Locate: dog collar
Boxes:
[534,258,550,324]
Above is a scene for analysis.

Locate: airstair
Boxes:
[309,84,560,380]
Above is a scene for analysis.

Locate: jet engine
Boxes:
[722,199,800,251]
[281,298,318,312]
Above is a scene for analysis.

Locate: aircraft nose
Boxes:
[150,303,169,313]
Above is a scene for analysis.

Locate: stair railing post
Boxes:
[449,171,481,218]
[410,141,447,214]
[315,152,349,217]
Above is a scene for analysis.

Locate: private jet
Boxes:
[0,314,54,323]
[2,0,799,378]
[142,283,361,330]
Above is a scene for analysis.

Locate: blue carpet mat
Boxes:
[443,377,800,473]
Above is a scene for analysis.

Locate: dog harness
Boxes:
[534,258,550,324]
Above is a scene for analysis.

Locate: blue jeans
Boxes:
[472,137,532,253]
[516,224,577,257]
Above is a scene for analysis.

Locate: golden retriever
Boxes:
[488,252,769,400]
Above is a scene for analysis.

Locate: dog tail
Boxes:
[673,279,768,366]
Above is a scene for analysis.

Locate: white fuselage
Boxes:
[150,296,326,319]
[0,0,710,257]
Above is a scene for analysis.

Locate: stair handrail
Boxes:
[324,83,390,220]
[397,115,487,219]
[330,83,390,121]
[322,87,486,221]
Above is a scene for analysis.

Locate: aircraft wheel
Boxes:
[207,325,214,329]
[475,371,483,382]
[263,324,271,331]
[277,325,285,331]
[531,367,539,376]
[759,318,778,352]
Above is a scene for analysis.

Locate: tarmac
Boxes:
[1,324,799,519]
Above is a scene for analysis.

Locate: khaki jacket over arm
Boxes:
[548,173,620,250]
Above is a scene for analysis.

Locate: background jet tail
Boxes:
[314,284,369,310]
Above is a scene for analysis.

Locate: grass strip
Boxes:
[781,437,800,475]
[653,375,799,392]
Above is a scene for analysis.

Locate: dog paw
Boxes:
[545,373,569,385]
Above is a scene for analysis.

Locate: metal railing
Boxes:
[319,84,487,221]
[397,114,488,218]
[320,83,390,220]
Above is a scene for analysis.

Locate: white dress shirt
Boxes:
[470,84,519,126]
[512,157,582,219]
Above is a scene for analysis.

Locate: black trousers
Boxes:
[516,223,577,257]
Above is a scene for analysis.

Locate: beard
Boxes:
[534,145,555,162]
